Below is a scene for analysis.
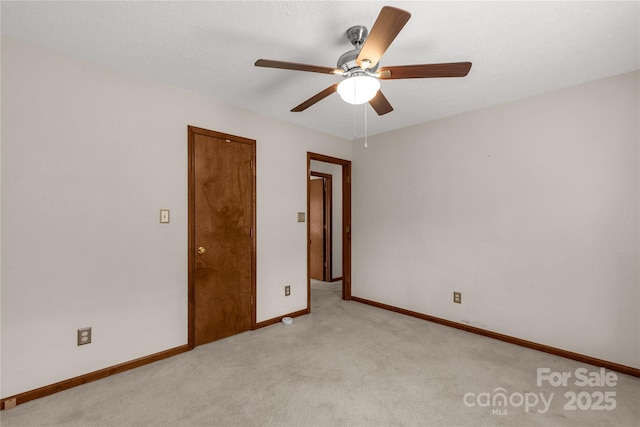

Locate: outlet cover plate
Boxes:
[77,327,92,346]
[453,292,462,304]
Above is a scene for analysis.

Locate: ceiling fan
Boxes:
[255,6,472,116]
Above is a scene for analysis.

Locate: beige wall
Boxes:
[2,35,638,400]
[0,38,351,397]
[352,71,639,368]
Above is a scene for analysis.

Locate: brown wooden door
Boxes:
[189,126,256,347]
[309,178,325,280]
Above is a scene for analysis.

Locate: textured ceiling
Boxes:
[2,1,638,139]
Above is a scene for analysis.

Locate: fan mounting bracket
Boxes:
[346,25,368,47]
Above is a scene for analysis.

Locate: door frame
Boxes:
[307,152,352,311]
[309,172,332,281]
[188,125,257,350]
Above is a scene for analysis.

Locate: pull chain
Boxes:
[364,103,368,148]
[353,102,357,141]
[353,80,358,141]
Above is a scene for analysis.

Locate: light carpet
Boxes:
[1,281,638,426]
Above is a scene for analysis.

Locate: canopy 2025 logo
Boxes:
[462,367,618,415]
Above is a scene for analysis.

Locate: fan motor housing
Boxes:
[337,48,360,72]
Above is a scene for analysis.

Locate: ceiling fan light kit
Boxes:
[337,73,380,105]
[255,6,472,115]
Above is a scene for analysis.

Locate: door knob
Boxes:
[197,246,206,254]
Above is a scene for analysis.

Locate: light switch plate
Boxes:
[297,212,305,222]
[160,209,170,223]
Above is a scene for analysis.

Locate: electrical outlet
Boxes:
[285,285,291,296]
[453,292,462,304]
[77,327,92,346]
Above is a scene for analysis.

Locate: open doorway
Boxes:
[309,172,332,281]
[307,153,351,312]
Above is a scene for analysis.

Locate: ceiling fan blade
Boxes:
[378,62,472,79]
[291,84,339,112]
[357,6,411,69]
[369,90,393,115]
[255,59,343,75]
